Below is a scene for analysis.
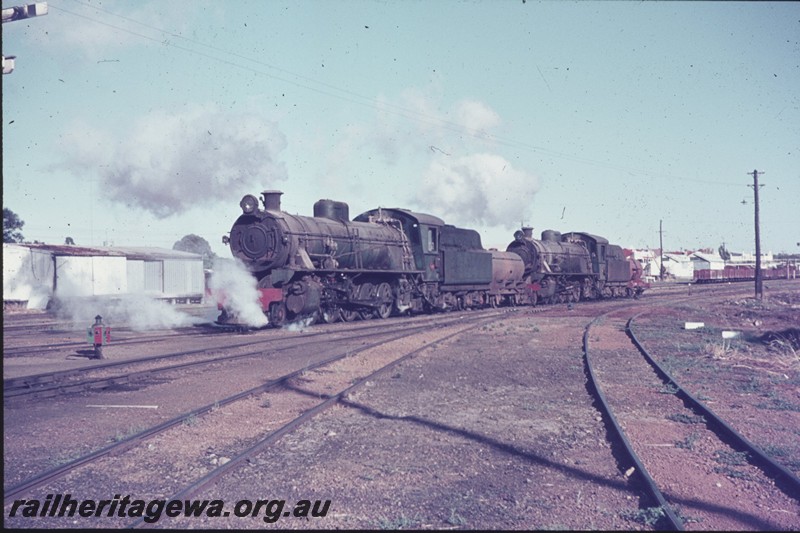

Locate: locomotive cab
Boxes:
[355,208,444,283]
[562,232,637,296]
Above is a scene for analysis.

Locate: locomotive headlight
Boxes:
[240,194,259,214]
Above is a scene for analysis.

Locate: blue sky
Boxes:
[3,0,799,257]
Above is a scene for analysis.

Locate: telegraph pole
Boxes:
[748,170,764,300]
[659,219,664,281]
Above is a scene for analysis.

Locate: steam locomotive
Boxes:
[507,227,647,304]
[218,190,647,326]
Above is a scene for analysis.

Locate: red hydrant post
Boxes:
[86,315,111,359]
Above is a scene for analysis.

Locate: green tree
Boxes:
[173,234,216,269]
[3,208,25,243]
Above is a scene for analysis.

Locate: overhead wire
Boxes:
[50,0,742,188]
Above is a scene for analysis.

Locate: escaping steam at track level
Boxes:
[208,258,269,328]
[49,293,203,331]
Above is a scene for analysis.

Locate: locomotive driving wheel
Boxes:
[375,282,393,319]
[269,302,286,327]
[571,285,581,302]
[340,308,360,322]
[320,306,341,323]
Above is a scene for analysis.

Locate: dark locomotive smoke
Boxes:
[58,105,288,217]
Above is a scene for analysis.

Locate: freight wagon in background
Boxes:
[2,243,205,310]
[693,263,799,284]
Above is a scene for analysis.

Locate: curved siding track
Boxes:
[584,310,800,530]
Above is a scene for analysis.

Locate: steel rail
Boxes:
[3,313,497,504]
[128,313,506,528]
[2,327,226,358]
[627,316,800,498]
[583,313,685,531]
[4,310,508,398]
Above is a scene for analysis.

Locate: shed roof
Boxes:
[5,243,201,260]
[107,247,202,260]
[663,253,692,263]
[11,243,126,257]
[691,252,724,262]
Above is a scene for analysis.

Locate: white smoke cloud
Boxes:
[413,153,540,228]
[50,293,204,332]
[58,104,287,218]
[207,258,268,328]
[321,89,539,228]
[453,99,501,138]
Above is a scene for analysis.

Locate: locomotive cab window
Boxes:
[426,227,438,252]
[407,222,421,246]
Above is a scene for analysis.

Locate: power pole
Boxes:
[659,219,664,281]
[748,170,764,300]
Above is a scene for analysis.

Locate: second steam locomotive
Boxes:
[219,190,647,326]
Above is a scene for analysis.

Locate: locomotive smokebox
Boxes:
[261,190,283,211]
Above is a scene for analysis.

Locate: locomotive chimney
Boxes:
[522,226,533,238]
[261,190,283,211]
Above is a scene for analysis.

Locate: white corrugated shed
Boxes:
[691,252,726,271]
[112,247,205,302]
[163,259,205,298]
[2,244,55,308]
[143,261,164,294]
[126,260,145,294]
[54,255,128,297]
[3,244,205,306]
[663,253,695,280]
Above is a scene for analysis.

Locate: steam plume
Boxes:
[207,258,269,328]
[59,105,288,217]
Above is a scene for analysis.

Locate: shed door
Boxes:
[143,261,163,294]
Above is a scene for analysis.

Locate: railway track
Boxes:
[5,283,795,528]
[3,309,523,400]
[4,312,506,527]
[583,310,800,530]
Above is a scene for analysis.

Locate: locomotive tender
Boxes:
[219,190,646,326]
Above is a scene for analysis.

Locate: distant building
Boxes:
[629,249,695,281]
[662,252,694,280]
[727,251,774,266]
[628,249,658,281]
[3,243,205,310]
[690,251,726,272]
[629,247,780,282]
